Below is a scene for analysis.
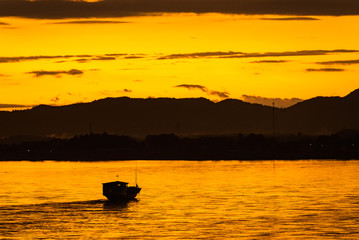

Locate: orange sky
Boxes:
[1,13,359,109]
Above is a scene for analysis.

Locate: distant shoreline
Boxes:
[1,131,358,161]
[1,159,358,162]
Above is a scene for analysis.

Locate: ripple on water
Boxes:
[0,160,359,239]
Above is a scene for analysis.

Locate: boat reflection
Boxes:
[102,199,138,211]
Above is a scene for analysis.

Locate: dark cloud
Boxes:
[100,89,133,96]
[2,50,356,65]
[175,84,208,92]
[306,68,345,72]
[74,56,117,62]
[221,49,358,58]
[91,56,117,61]
[158,51,242,60]
[75,55,140,63]
[0,0,358,19]
[259,17,320,21]
[241,95,303,108]
[316,59,359,65]
[51,20,131,24]
[159,49,358,60]
[105,54,127,57]
[175,84,229,99]
[0,54,132,64]
[0,104,30,109]
[124,55,145,59]
[0,55,84,63]
[27,69,84,77]
[250,60,289,63]
[209,90,230,99]
[74,58,90,63]
[0,22,9,25]
[51,95,60,103]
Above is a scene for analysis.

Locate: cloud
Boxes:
[159,49,358,60]
[124,55,145,59]
[0,22,9,25]
[0,0,359,19]
[0,55,83,63]
[1,50,355,65]
[0,53,148,64]
[51,95,60,103]
[306,68,345,72]
[316,59,359,65]
[209,90,230,99]
[91,56,117,61]
[158,51,243,60]
[74,58,90,63]
[259,17,320,21]
[75,56,117,62]
[175,84,208,92]
[0,104,30,109]
[250,60,289,63]
[241,95,303,108]
[100,89,133,96]
[27,69,84,77]
[105,54,127,57]
[51,20,131,24]
[175,84,229,99]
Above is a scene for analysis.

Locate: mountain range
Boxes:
[0,89,358,140]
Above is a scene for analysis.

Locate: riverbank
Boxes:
[1,131,358,161]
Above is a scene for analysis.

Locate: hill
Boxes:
[0,89,358,139]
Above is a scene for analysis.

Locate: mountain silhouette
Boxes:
[0,89,358,139]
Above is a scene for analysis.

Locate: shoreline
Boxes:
[1,132,358,161]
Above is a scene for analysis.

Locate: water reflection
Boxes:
[102,199,138,211]
[0,160,358,239]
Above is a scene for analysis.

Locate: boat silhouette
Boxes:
[102,181,141,201]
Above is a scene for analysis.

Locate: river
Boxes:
[0,160,358,239]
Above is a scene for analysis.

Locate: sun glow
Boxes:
[1,14,359,107]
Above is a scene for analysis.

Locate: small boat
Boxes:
[102,181,141,201]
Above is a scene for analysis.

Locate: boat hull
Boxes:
[104,187,141,201]
[103,181,141,201]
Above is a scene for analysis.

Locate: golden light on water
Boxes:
[1,161,358,239]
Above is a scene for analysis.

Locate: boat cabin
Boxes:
[103,181,128,188]
[103,181,128,195]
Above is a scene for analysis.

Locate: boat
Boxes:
[102,181,141,201]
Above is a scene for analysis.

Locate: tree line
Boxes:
[0,130,358,161]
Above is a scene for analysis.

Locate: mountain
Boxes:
[0,89,358,139]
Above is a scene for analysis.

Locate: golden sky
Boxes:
[1,0,359,109]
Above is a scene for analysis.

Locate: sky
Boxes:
[1,0,359,109]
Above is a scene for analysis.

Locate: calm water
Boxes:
[0,160,358,239]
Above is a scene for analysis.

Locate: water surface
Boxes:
[1,160,358,239]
